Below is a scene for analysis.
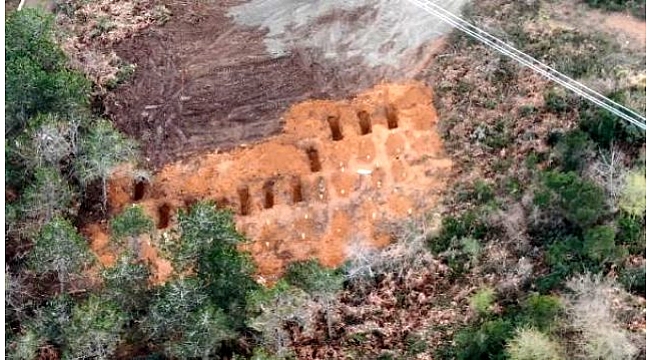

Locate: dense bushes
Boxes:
[5,9,90,136]
[429,209,491,254]
[142,278,236,358]
[177,203,259,320]
[535,170,608,228]
[284,259,344,296]
[28,218,93,292]
[101,254,151,313]
[518,294,563,332]
[5,8,136,207]
[516,28,614,78]
[442,84,644,357]
[6,1,646,359]
[4,8,317,358]
[110,205,154,241]
[550,130,594,172]
[469,287,496,315]
[451,287,566,359]
[579,101,645,150]
[62,295,126,359]
[616,213,645,254]
[454,318,514,360]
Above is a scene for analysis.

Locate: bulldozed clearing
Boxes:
[88,82,452,281]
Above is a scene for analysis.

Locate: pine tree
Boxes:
[101,252,151,314]
[62,295,126,360]
[75,119,137,210]
[28,218,93,292]
[5,8,89,136]
[20,167,74,227]
[142,278,235,358]
[110,205,153,254]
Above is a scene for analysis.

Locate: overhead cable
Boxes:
[406,0,646,130]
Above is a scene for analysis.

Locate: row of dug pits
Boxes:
[87,82,452,283]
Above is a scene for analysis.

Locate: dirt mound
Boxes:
[91,82,451,282]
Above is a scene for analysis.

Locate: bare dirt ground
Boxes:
[87,82,452,282]
[102,0,363,167]
[89,0,462,167]
[541,1,646,52]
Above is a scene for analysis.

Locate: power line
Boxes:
[406,0,647,131]
[409,0,646,130]
[413,0,647,124]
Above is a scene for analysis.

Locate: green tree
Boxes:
[583,226,617,263]
[246,281,313,357]
[5,9,89,135]
[552,130,593,172]
[62,295,126,360]
[538,171,608,228]
[20,167,73,227]
[454,318,514,360]
[28,218,93,292]
[142,278,234,358]
[578,91,645,149]
[164,304,235,360]
[101,252,151,313]
[161,202,258,318]
[197,244,258,320]
[284,259,344,337]
[520,294,563,331]
[163,202,245,270]
[142,278,208,340]
[28,295,74,349]
[110,205,153,253]
[616,214,644,254]
[111,205,153,240]
[75,119,137,210]
[469,287,496,316]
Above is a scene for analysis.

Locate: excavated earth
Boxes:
[102,0,460,167]
[81,0,465,281]
[87,82,452,282]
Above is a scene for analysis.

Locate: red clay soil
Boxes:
[103,0,388,168]
[88,82,452,283]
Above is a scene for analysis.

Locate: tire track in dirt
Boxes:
[104,0,463,168]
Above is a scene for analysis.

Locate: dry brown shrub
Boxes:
[56,0,167,86]
[564,274,639,360]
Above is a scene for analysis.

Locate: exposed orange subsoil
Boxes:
[88,81,452,283]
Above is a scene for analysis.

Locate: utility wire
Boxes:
[410,0,647,130]
[409,0,646,130]
[413,0,647,124]
[406,0,647,131]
